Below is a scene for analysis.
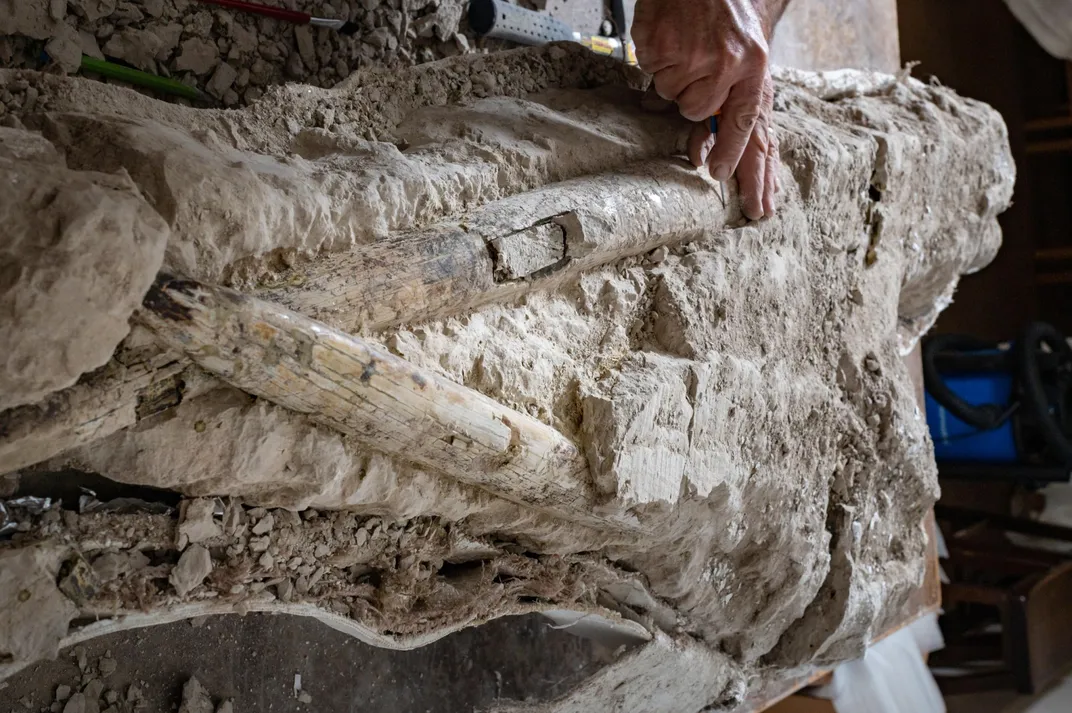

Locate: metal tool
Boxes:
[196,0,361,34]
[468,0,637,65]
[709,112,726,205]
[609,0,632,40]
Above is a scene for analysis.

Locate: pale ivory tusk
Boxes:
[135,274,642,533]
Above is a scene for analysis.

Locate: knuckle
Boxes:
[735,111,760,133]
[652,72,679,100]
[745,35,770,62]
[728,36,769,68]
[679,97,708,122]
[637,45,672,73]
[750,120,771,152]
[680,104,706,122]
[762,77,776,103]
[722,49,750,75]
[633,47,658,70]
[632,31,668,60]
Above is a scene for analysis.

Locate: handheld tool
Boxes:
[708,112,726,204]
[468,0,637,65]
[80,56,213,103]
[609,0,631,39]
[43,51,213,103]
[196,0,361,34]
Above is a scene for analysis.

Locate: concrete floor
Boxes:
[0,614,611,712]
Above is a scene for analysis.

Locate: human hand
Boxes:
[633,0,780,219]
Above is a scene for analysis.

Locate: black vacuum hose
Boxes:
[1017,322,1072,466]
[923,334,1010,431]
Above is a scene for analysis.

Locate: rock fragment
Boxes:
[62,693,86,713]
[149,22,183,60]
[293,25,316,70]
[78,30,104,59]
[251,511,274,535]
[169,545,212,597]
[49,0,67,22]
[0,546,78,665]
[83,679,104,702]
[91,550,149,582]
[177,677,214,713]
[98,656,117,677]
[178,499,222,548]
[175,37,219,74]
[101,28,163,71]
[0,0,63,38]
[230,24,257,56]
[45,25,83,72]
[0,132,168,411]
[71,0,117,22]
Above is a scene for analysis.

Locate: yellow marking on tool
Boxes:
[581,36,617,56]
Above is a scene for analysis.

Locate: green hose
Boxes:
[79,55,210,103]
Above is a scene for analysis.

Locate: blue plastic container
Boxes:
[925,371,1018,463]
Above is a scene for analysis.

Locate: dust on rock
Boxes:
[2,645,158,713]
[0,495,604,666]
[2,0,480,106]
[35,659,231,713]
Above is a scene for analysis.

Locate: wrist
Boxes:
[755,0,790,40]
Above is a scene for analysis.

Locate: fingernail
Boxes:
[712,164,731,181]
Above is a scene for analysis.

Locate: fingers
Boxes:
[698,72,777,221]
[676,75,731,123]
[757,73,778,217]
[687,122,716,168]
[704,74,765,181]
[732,123,767,221]
[762,128,779,216]
[632,5,675,77]
[637,52,675,77]
[651,65,695,103]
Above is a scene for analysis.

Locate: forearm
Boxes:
[758,0,791,40]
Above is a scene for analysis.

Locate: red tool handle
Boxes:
[197,0,311,25]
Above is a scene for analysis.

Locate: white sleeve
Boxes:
[1005,0,1072,60]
